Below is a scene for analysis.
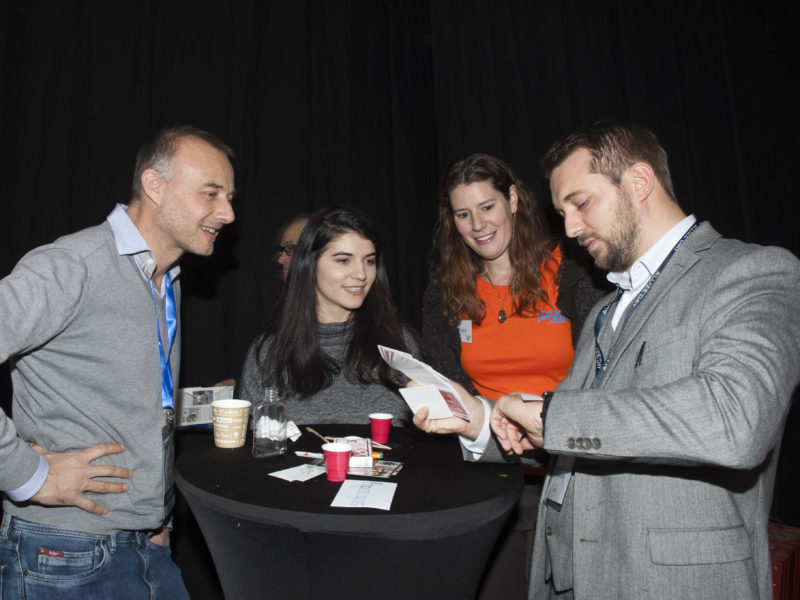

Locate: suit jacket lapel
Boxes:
[597,222,719,385]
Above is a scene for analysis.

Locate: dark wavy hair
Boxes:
[430,153,556,325]
[256,206,412,397]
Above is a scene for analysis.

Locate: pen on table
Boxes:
[295,451,324,458]
[634,341,646,368]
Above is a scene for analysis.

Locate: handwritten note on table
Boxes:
[331,480,397,510]
[269,464,326,482]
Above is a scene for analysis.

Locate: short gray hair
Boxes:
[130,125,234,201]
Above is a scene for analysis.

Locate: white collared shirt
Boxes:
[107,203,180,293]
[606,215,697,329]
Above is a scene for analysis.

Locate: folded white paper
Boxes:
[269,464,326,482]
[378,345,470,420]
[331,480,397,510]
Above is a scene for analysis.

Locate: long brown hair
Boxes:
[430,153,556,325]
[258,206,413,397]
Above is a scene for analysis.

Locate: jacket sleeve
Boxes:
[545,244,800,469]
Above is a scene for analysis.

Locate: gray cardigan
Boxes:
[0,219,177,534]
[239,321,415,426]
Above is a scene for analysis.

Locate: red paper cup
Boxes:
[369,413,393,444]
[321,442,351,482]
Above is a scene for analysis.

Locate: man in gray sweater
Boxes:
[0,126,235,598]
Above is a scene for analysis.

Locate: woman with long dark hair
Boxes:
[423,153,606,599]
[239,206,416,425]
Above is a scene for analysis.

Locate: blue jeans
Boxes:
[0,514,189,600]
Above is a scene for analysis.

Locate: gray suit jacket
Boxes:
[486,222,800,599]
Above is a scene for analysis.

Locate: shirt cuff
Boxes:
[459,396,494,460]
[6,455,49,502]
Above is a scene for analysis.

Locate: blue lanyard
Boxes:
[591,223,698,388]
[149,273,177,410]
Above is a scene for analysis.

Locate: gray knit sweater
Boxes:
[0,216,177,534]
[239,321,415,426]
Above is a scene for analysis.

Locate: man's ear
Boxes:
[625,162,655,202]
[140,168,163,205]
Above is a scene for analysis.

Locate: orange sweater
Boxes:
[460,247,574,400]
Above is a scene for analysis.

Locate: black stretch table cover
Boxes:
[176,425,522,600]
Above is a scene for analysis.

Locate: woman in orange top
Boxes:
[422,153,606,600]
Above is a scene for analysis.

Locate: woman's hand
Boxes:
[411,379,485,441]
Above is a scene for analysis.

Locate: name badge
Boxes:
[458,320,473,343]
[545,456,574,508]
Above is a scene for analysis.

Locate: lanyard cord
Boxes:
[149,273,177,409]
[591,222,698,388]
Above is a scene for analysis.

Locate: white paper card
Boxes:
[377,345,470,420]
[331,480,397,510]
[269,464,326,482]
[399,385,464,420]
[458,319,473,343]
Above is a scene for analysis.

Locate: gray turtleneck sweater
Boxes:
[239,321,416,426]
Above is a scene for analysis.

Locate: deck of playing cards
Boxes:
[333,437,373,467]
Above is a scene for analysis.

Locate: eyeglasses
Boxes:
[273,244,297,258]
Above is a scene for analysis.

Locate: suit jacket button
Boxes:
[567,438,575,449]
[545,526,554,536]
[592,437,601,449]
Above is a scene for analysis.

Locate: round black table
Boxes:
[175,425,522,600]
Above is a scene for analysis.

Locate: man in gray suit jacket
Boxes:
[415,122,800,599]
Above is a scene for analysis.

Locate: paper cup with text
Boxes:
[211,399,251,448]
[369,412,393,444]
[321,442,351,482]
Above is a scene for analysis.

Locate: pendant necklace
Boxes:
[485,275,509,324]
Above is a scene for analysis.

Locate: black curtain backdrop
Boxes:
[1,0,797,542]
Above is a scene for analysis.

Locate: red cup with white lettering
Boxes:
[321,442,351,482]
[369,413,393,444]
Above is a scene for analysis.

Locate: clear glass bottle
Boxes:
[252,387,287,457]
